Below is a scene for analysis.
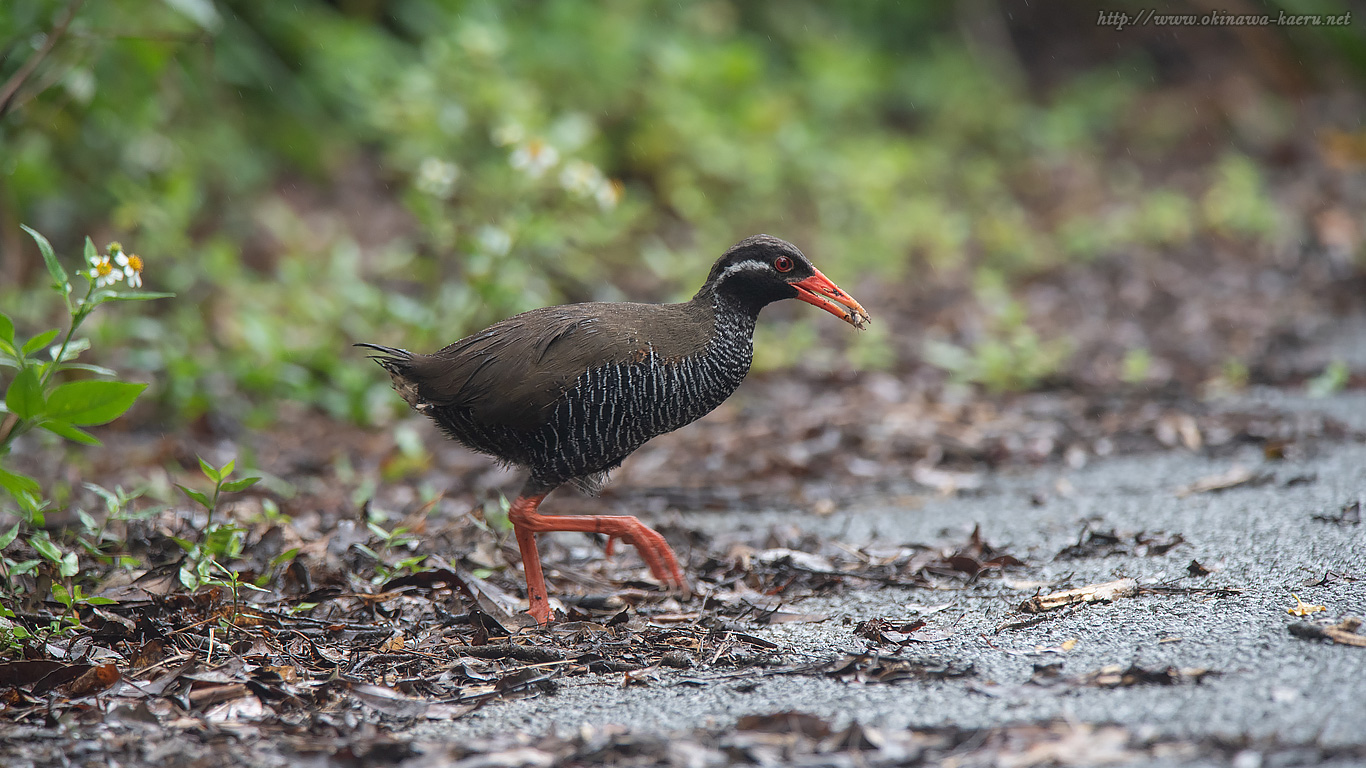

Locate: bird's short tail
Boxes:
[355,342,413,376]
[356,343,429,411]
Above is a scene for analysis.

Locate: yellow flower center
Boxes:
[127,254,144,272]
[95,261,113,277]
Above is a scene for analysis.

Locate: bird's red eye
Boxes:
[774,255,794,273]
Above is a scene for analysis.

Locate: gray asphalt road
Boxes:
[426,393,1366,754]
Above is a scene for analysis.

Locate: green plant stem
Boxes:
[207,484,220,528]
[60,578,77,628]
[39,283,95,391]
[0,284,96,456]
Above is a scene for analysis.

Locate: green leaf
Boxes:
[198,456,220,483]
[1307,360,1349,398]
[0,523,19,549]
[49,337,90,362]
[21,225,68,291]
[219,459,235,479]
[51,582,72,607]
[0,313,13,351]
[21,329,60,358]
[0,467,41,498]
[13,491,45,526]
[5,368,44,418]
[31,535,63,564]
[202,524,244,558]
[83,482,122,513]
[105,291,175,301]
[85,596,117,606]
[59,551,78,578]
[84,237,97,269]
[45,380,146,426]
[7,560,40,579]
[219,476,260,493]
[177,484,211,509]
[40,420,101,446]
[55,363,118,377]
[269,547,300,568]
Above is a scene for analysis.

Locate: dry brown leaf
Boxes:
[59,664,121,698]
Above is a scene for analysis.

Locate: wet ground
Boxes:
[423,392,1366,755]
[0,393,1363,767]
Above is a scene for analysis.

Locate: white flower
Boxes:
[594,178,624,210]
[415,157,460,199]
[115,251,144,288]
[87,253,124,288]
[559,160,603,197]
[509,139,559,179]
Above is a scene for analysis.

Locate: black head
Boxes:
[701,235,817,305]
[696,234,870,328]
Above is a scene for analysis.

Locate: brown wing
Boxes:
[403,302,712,430]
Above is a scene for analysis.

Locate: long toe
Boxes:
[627,523,690,596]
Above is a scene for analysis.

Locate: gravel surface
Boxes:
[426,400,1366,752]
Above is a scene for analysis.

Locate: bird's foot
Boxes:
[526,599,553,627]
[511,507,690,598]
[605,517,691,599]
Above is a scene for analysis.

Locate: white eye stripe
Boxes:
[715,259,771,284]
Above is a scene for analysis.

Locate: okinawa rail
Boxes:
[359,235,870,625]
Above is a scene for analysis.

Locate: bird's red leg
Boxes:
[507,502,691,604]
[508,493,554,625]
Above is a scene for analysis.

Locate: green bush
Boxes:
[2,1,1301,416]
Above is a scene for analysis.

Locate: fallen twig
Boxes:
[1019,578,1137,614]
[1289,617,1366,647]
[1175,465,1273,498]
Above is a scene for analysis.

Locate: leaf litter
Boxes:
[1,387,1354,767]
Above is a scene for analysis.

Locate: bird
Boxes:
[359,234,869,625]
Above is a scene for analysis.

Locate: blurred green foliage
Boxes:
[923,271,1072,392]
[0,0,1335,424]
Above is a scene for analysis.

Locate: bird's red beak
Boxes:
[792,268,871,329]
